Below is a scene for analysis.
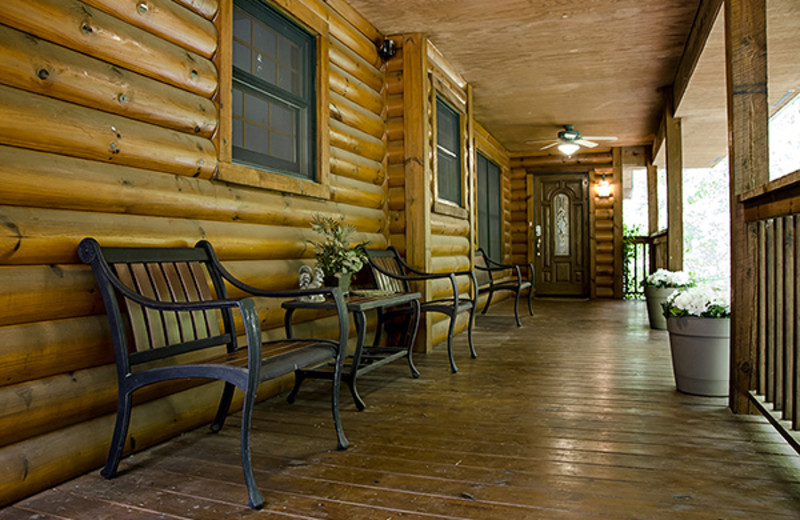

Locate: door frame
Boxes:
[529,171,591,297]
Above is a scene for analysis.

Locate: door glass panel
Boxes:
[554,193,570,256]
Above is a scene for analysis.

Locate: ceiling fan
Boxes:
[526,125,618,155]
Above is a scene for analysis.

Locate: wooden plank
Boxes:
[766,220,776,404]
[647,156,659,235]
[783,216,795,421]
[795,214,800,430]
[775,218,784,409]
[757,221,767,395]
[726,0,769,414]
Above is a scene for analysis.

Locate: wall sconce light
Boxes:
[378,39,397,60]
[596,173,611,198]
[557,142,580,156]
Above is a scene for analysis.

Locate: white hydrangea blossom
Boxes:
[664,285,731,318]
[644,268,692,288]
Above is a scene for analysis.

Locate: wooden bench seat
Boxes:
[78,238,350,510]
[474,248,534,327]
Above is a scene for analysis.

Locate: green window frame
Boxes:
[436,96,462,206]
[232,0,316,180]
[477,152,502,259]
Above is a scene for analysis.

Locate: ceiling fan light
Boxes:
[557,142,580,155]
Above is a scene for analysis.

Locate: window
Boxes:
[436,96,462,205]
[232,0,315,179]
[477,152,502,259]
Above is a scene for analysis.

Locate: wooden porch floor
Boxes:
[5,299,800,519]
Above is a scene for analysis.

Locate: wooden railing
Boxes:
[623,235,650,298]
[739,169,800,452]
[649,230,668,272]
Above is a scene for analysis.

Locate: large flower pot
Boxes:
[644,286,676,330]
[666,316,730,397]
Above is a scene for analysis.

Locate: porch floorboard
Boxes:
[6,299,800,519]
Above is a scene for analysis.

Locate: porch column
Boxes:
[664,86,683,271]
[725,0,768,413]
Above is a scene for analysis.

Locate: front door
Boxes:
[533,173,589,296]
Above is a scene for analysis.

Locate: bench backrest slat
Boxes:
[365,249,410,293]
[473,250,492,286]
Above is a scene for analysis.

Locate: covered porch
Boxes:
[7,298,800,519]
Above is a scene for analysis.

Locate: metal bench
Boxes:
[364,246,477,373]
[474,248,534,327]
[78,237,350,510]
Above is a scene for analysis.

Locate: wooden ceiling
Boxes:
[347,0,702,155]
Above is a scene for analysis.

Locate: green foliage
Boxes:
[309,214,368,278]
[622,224,643,300]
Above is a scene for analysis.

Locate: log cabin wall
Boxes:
[510,150,622,298]
[0,0,387,505]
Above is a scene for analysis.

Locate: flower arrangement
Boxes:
[309,214,368,279]
[643,268,692,289]
[662,285,731,319]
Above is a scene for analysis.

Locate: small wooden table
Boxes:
[282,291,421,410]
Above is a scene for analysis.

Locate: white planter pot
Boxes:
[644,286,676,330]
[666,316,730,397]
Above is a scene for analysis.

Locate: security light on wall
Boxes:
[596,173,611,198]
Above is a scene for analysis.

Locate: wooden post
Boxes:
[664,86,683,271]
[613,147,624,298]
[726,0,769,413]
[402,33,433,351]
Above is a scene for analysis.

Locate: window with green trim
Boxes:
[436,96,462,205]
[232,0,315,179]
[477,152,502,259]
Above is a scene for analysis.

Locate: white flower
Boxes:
[664,285,731,318]
[644,269,692,288]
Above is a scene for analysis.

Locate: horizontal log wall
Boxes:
[0,0,386,505]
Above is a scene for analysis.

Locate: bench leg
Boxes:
[513,290,522,327]
[407,300,421,378]
[101,391,133,479]
[286,370,307,404]
[331,350,349,450]
[240,384,265,510]
[211,382,235,433]
[467,300,477,359]
[446,313,458,374]
[481,289,494,315]
[527,286,534,316]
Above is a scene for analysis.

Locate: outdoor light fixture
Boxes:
[557,142,580,156]
[597,173,611,198]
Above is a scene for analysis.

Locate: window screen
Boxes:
[233,0,315,179]
[436,97,462,205]
[477,152,502,259]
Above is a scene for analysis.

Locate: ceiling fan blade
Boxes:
[539,142,560,150]
[525,138,557,144]
[581,136,618,141]
[575,139,598,148]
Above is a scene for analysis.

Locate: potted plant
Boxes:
[662,285,731,397]
[309,214,367,295]
[642,269,692,329]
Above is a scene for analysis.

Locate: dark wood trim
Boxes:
[673,0,724,110]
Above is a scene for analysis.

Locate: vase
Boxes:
[324,272,352,295]
[644,286,676,330]
[666,316,730,397]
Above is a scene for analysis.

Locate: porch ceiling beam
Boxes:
[672,0,724,112]
[664,86,683,271]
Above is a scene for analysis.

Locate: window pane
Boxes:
[487,161,502,259]
[233,41,251,72]
[253,21,276,58]
[271,102,294,134]
[436,97,461,205]
[245,123,269,155]
[233,8,251,43]
[554,193,570,256]
[271,132,294,162]
[232,87,243,117]
[477,154,489,252]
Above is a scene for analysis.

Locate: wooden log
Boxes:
[387,95,404,119]
[81,0,217,58]
[0,316,112,388]
[512,153,613,168]
[386,117,404,143]
[0,146,384,233]
[329,146,384,185]
[385,48,403,73]
[173,0,218,19]
[0,0,217,98]
[329,120,385,163]
[596,220,614,231]
[430,235,470,257]
[0,25,217,138]
[387,163,405,186]
[430,276,471,301]
[387,142,404,165]
[389,211,405,234]
[386,72,403,96]
[0,205,387,265]
[329,38,383,94]
[0,265,103,328]
[330,91,385,140]
[430,213,470,237]
[388,187,405,211]
[326,11,381,69]
[430,254,471,274]
[596,254,614,265]
[329,62,383,117]
[0,85,216,178]
[328,174,385,209]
